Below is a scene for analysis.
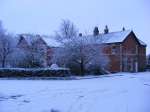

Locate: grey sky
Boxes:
[0,0,150,53]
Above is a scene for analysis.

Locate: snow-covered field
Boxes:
[0,72,150,112]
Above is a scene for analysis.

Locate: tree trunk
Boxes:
[80,59,84,75]
[2,57,6,68]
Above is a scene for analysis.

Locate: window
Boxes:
[111,45,119,54]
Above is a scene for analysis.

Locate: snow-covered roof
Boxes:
[138,39,147,46]
[16,34,61,47]
[100,30,132,43]
[19,34,41,45]
[85,30,146,46]
[17,30,146,47]
[42,36,61,47]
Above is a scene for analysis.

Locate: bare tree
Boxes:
[53,36,109,75]
[55,19,78,42]
[0,21,15,67]
[8,47,26,67]
[28,38,47,67]
[17,34,47,68]
[52,19,78,67]
[52,20,109,75]
[0,34,15,67]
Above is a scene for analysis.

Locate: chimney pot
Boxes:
[104,25,109,34]
[79,33,82,37]
[122,27,125,31]
[93,26,99,36]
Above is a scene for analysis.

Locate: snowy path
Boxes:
[0,72,150,112]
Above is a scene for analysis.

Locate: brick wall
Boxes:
[102,32,146,72]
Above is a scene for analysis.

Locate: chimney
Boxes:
[122,27,125,31]
[19,35,24,42]
[93,26,99,36]
[79,33,82,37]
[104,25,109,34]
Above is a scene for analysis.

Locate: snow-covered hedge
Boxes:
[0,68,70,77]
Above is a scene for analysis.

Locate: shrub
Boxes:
[50,109,60,112]
[0,68,70,78]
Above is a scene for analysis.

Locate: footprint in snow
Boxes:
[22,100,30,103]
[144,84,150,86]
[10,94,24,99]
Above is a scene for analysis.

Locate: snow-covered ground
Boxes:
[0,72,150,112]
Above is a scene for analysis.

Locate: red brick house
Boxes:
[17,30,146,72]
[94,30,147,72]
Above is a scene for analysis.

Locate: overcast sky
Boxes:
[0,0,150,53]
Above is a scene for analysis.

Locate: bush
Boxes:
[0,68,70,78]
[50,109,60,112]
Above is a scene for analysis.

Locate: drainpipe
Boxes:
[120,44,122,72]
[135,45,138,72]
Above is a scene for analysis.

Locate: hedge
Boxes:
[0,68,70,78]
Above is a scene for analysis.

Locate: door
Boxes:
[135,62,138,72]
[123,57,134,72]
[123,57,128,72]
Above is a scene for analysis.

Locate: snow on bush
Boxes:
[0,68,70,77]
